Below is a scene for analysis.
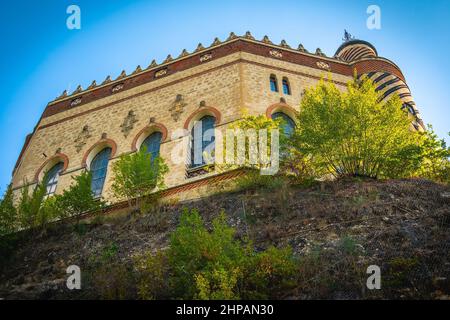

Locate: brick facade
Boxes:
[11,33,418,203]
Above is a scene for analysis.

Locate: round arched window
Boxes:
[44,162,64,196]
[140,131,162,162]
[90,147,112,198]
[272,112,295,137]
[190,115,215,168]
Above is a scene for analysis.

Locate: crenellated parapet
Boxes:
[11,31,425,202]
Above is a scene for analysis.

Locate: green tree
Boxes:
[293,77,424,179]
[111,147,168,210]
[56,171,104,222]
[217,112,291,190]
[17,181,47,230]
[221,112,289,172]
[416,126,450,183]
[0,185,18,236]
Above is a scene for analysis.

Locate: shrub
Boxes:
[134,250,171,300]
[0,184,18,236]
[86,242,135,299]
[167,209,248,299]
[233,169,288,192]
[293,77,424,179]
[55,171,104,223]
[416,126,450,184]
[17,181,47,230]
[111,147,168,211]
[219,113,289,175]
[135,208,298,300]
[243,246,298,299]
[0,185,19,261]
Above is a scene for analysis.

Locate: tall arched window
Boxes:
[272,112,295,137]
[141,131,162,162]
[44,162,64,196]
[90,147,111,198]
[282,77,291,95]
[270,74,278,92]
[190,115,215,168]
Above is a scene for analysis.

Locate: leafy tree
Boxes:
[216,112,292,190]
[416,126,450,183]
[17,181,47,230]
[220,112,289,173]
[293,77,424,179]
[0,185,18,236]
[56,171,105,222]
[111,147,168,210]
[37,196,60,230]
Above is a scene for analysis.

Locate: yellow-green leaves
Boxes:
[293,77,423,179]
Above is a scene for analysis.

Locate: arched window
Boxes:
[190,115,215,168]
[282,77,291,95]
[140,131,162,162]
[272,112,295,137]
[44,162,64,196]
[90,147,111,198]
[270,74,278,92]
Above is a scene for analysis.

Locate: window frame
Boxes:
[270,74,279,92]
[44,162,64,196]
[140,131,163,162]
[282,77,291,95]
[189,115,216,169]
[90,147,112,198]
[271,112,295,137]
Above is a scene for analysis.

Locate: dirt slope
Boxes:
[0,178,449,299]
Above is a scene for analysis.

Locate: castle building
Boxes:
[10,32,424,203]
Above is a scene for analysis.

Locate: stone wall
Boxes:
[11,49,353,202]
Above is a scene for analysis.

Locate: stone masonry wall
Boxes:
[11,50,352,203]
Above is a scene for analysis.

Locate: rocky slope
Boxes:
[0,178,449,299]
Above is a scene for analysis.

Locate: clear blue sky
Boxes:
[1,0,449,192]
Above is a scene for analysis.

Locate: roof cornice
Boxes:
[49,32,347,106]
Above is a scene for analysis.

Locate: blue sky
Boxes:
[0,0,449,191]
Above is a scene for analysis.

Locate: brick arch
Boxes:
[265,103,297,120]
[82,138,117,169]
[34,153,69,183]
[131,123,168,152]
[183,106,222,130]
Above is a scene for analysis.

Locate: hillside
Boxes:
[0,178,449,299]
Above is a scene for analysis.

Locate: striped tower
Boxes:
[335,39,425,131]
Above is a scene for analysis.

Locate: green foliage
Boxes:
[233,169,288,192]
[0,185,18,236]
[219,113,288,173]
[168,209,249,299]
[293,77,424,179]
[243,246,298,299]
[0,185,19,261]
[339,235,358,255]
[385,257,420,289]
[111,147,168,210]
[135,208,298,300]
[134,250,171,300]
[195,266,241,300]
[86,241,135,299]
[2,171,103,235]
[17,181,47,230]
[416,126,450,184]
[37,196,60,229]
[55,171,104,221]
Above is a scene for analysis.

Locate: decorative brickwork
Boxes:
[11,32,421,204]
